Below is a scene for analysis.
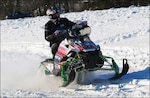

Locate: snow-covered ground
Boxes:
[1,6,150,97]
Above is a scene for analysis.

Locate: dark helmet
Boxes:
[46,8,60,19]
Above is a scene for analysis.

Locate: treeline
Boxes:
[0,0,149,20]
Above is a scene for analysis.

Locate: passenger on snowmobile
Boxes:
[44,8,88,60]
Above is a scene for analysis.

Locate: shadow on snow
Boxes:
[90,66,150,90]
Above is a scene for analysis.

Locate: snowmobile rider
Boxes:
[44,9,88,60]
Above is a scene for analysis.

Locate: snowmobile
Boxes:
[40,22,129,87]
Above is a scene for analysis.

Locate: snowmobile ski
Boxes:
[109,59,129,80]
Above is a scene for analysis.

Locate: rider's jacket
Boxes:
[45,18,75,46]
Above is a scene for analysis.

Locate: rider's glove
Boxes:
[72,25,77,30]
[54,30,68,35]
[54,30,61,35]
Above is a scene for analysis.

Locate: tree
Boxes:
[0,0,149,20]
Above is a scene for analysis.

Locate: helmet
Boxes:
[46,8,60,19]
